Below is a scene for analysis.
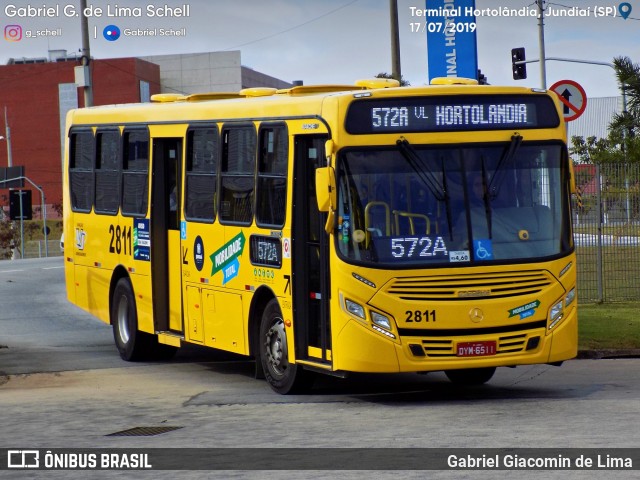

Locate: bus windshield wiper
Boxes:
[480,157,493,239]
[396,138,446,201]
[396,138,453,239]
[487,134,523,199]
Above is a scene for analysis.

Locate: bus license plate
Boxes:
[456,341,496,357]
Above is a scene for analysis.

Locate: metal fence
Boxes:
[573,162,640,303]
[23,239,64,258]
[0,240,63,260]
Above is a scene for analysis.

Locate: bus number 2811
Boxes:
[109,224,132,255]
[405,310,436,323]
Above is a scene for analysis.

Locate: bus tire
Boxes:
[111,278,154,361]
[445,367,496,385]
[259,299,313,394]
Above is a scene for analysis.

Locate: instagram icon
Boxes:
[4,24,22,41]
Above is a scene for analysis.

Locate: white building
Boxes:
[567,96,622,141]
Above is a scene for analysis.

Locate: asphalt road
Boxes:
[1,257,639,480]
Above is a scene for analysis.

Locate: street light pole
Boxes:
[389,0,401,82]
[80,0,93,107]
[1,107,16,257]
[536,0,547,89]
[3,107,12,167]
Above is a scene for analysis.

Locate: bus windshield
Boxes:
[336,142,572,267]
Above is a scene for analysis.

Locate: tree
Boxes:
[570,56,640,165]
[570,135,614,164]
[610,56,640,139]
[0,219,18,259]
[375,72,410,86]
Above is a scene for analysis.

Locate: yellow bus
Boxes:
[63,77,577,394]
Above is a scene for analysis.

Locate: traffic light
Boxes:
[9,189,32,220]
[511,47,527,80]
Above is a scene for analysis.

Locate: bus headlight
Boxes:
[371,311,392,330]
[565,288,576,308]
[548,300,564,330]
[345,298,366,320]
[371,311,396,339]
[342,294,397,339]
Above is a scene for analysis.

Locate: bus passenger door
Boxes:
[292,135,331,366]
[150,138,184,334]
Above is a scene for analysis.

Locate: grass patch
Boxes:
[578,303,640,350]
[576,247,640,302]
[23,219,63,241]
[0,220,63,259]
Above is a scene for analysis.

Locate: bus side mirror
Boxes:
[316,166,337,234]
[315,166,336,212]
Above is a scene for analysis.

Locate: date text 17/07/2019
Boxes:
[410,22,476,34]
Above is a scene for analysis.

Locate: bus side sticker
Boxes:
[194,235,205,271]
[75,227,86,250]
[282,238,291,259]
[210,232,245,284]
[133,219,150,261]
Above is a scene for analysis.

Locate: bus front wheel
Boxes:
[259,299,313,394]
[445,367,496,386]
[111,278,154,361]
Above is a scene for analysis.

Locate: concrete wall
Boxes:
[241,66,292,90]
[140,51,292,94]
[140,51,243,94]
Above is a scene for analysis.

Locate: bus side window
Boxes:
[256,125,288,228]
[185,126,218,222]
[220,126,256,225]
[121,129,149,217]
[95,129,121,215]
[69,129,95,213]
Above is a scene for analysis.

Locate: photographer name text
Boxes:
[5,3,190,18]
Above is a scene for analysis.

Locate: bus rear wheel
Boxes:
[445,367,496,386]
[111,278,177,361]
[259,299,313,394]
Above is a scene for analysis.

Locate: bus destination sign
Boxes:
[345,95,560,134]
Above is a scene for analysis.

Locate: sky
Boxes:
[0,0,638,98]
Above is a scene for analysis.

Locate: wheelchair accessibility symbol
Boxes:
[473,240,493,261]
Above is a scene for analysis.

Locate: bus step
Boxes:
[156,331,183,347]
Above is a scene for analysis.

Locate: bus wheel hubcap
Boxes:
[265,318,287,376]
[117,296,130,344]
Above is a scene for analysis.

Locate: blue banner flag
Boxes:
[425,0,478,81]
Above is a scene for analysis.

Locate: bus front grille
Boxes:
[420,333,530,357]
[385,270,553,301]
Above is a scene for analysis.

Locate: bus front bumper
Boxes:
[333,307,577,374]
